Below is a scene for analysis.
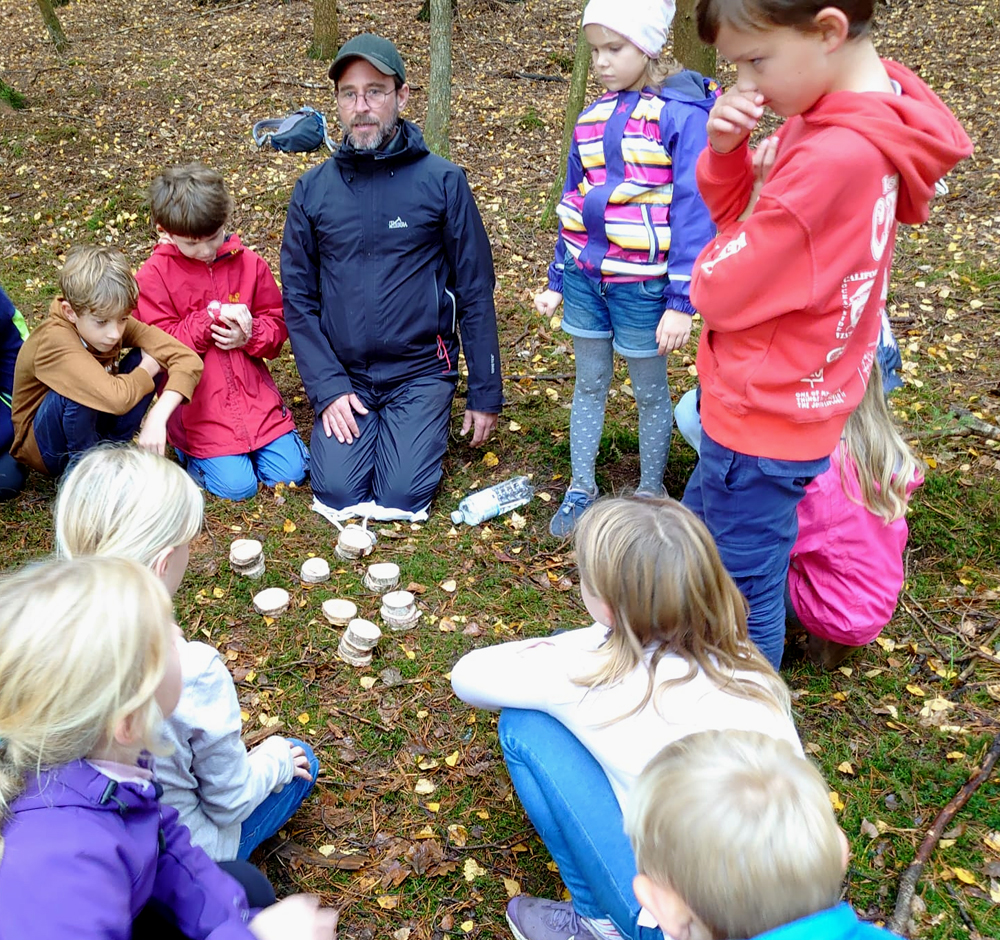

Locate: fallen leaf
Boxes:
[508,420,522,432]
[482,451,499,467]
[297,712,310,725]
[212,586,226,598]
[445,750,460,767]
[360,676,377,690]
[441,579,458,593]
[460,921,474,933]
[464,858,488,881]
[426,802,440,813]
[394,929,412,940]
[406,581,427,594]
[376,895,399,910]
[838,761,855,775]
[829,791,845,812]
[418,757,439,770]
[414,778,436,796]
[545,860,560,872]
[503,876,521,898]
[860,818,879,839]
[448,824,468,846]
[953,867,977,885]
[906,684,926,697]
[509,511,527,531]
[283,518,297,533]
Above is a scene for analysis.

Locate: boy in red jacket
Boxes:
[684,0,971,667]
[135,163,307,501]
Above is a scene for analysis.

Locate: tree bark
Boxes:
[672,0,716,75]
[309,0,339,62]
[35,0,70,52]
[424,0,453,159]
[418,0,457,22]
[540,0,590,229]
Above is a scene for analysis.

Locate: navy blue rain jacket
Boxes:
[280,120,503,416]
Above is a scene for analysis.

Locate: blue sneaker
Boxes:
[506,897,592,940]
[548,486,597,537]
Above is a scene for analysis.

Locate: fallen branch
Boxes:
[907,406,1000,444]
[510,71,568,83]
[889,731,1000,936]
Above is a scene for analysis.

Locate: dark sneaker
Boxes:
[506,897,592,940]
[548,486,597,537]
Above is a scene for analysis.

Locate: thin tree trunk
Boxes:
[309,0,339,62]
[35,0,69,53]
[424,0,453,159]
[672,0,716,75]
[540,1,590,229]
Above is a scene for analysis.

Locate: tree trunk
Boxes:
[424,0,453,159]
[35,0,70,52]
[309,0,339,62]
[417,0,457,22]
[540,1,590,229]
[672,0,716,75]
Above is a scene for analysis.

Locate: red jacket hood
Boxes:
[803,60,973,224]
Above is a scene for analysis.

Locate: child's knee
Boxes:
[194,462,258,501]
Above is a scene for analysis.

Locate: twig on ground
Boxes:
[507,71,568,83]
[945,883,981,937]
[908,406,1000,443]
[888,731,1000,936]
[511,372,574,382]
[262,78,327,89]
[328,705,393,733]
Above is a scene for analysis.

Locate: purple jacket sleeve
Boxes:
[546,138,584,294]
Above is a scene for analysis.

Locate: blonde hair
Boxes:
[54,445,204,570]
[59,245,139,318]
[0,556,175,863]
[625,730,845,938]
[149,163,233,238]
[840,361,922,524]
[574,498,789,719]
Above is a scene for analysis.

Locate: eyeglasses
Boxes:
[336,88,394,108]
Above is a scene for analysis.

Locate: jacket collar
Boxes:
[334,119,430,169]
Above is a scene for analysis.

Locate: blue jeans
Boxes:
[561,260,665,359]
[682,430,828,668]
[236,738,319,861]
[177,430,309,502]
[498,709,662,940]
[32,347,154,476]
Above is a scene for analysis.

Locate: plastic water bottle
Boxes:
[451,476,534,526]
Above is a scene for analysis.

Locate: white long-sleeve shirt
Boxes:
[155,639,295,861]
[451,623,803,810]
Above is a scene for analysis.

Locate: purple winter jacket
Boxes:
[0,760,256,939]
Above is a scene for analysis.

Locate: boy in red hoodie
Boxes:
[135,164,307,500]
[683,0,972,668]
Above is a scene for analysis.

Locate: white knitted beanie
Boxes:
[582,0,676,58]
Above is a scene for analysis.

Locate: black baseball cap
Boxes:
[329,33,406,84]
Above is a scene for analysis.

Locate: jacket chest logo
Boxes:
[388,216,408,230]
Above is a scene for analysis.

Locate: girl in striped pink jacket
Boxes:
[536,0,718,538]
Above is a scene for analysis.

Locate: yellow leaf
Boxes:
[510,843,529,854]
[482,451,499,467]
[832,691,847,702]
[463,858,487,881]
[549,315,562,330]
[991,883,1000,904]
[952,867,977,885]
[360,676,377,689]
[983,832,1000,853]
[538,492,552,502]
[245,670,256,683]
[906,684,926,697]
[445,750,460,767]
[476,810,490,820]
[837,761,855,775]
[414,778,436,796]
[508,421,522,432]
[317,845,338,857]
[460,921,474,933]
[545,387,559,401]
[377,895,399,910]
[283,518,297,533]
[829,791,845,812]
[240,709,250,722]
[448,824,468,847]
[297,712,310,725]
[503,876,521,898]
[413,825,437,838]
[441,579,458,593]
[939,839,957,849]
[418,757,439,770]
[263,616,275,626]
[212,587,226,598]
[837,666,853,677]
[426,802,440,813]
[946,751,965,761]
[416,709,429,719]
[875,636,896,652]
[546,860,560,872]
[402,646,416,661]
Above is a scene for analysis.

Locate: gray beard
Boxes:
[344,115,398,151]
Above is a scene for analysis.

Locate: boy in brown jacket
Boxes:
[10,245,202,478]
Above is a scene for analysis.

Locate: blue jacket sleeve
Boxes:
[0,284,25,395]
[441,168,504,414]
[661,101,716,315]
[546,139,585,294]
[279,176,355,415]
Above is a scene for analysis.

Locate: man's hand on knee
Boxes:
[321,393,369,444]
[460,409,498,447]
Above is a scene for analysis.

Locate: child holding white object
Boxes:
[787,363,923,669]
[625,730,892,940]
[0,555,337,939]
[451,497,801,940]
[536,0,718,536]
[54,445,319,861]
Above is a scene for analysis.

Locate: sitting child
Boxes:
[9,245,202,479]
[135,162,307,501]
[0,283,29,499]
[0,555,337,939]
[625,729,893,939]
[54,445,319,861]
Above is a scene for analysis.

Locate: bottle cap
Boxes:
[450,510,464,524]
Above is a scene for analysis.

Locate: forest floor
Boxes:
[1,0,999,937]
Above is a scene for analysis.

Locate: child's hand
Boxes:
[219,303,253,337]
[534,289,563,319]
[655,309,692,354]
[139,351,163,380]
[289,742,315,781]
[137,410,169,456]
[249,895,338,940]
[211,319,249,351]
[707,81,764,154]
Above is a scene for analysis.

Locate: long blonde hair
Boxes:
[841,362,922,524]
[0,557,175,863]
[54,445,204,569]
[574,497,790,719]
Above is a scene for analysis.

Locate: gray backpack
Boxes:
[252,107,334,153]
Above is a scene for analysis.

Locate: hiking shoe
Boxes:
[506,897,590,940]
[549,486,597,537]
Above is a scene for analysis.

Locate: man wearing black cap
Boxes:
[281,34,502,518]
